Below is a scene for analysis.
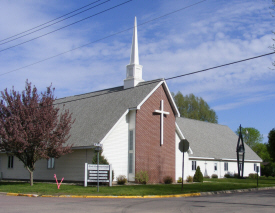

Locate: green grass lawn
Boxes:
[0,178,274,196]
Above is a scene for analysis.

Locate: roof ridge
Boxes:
[176,117,227,127]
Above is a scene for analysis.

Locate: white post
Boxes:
[84,163,87,187]
[109,164,112,187]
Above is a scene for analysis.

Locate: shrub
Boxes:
[116,175,127,185]
[177,177,182,183]
[193,166,203,182]
[163,176,173,184]
[224,173,232,178]
[234,173,238,178]
[135,170,149,184]
[204,175,210,179]
[186,175,193,182]
[211,174,218,178]
[248,173,257,179]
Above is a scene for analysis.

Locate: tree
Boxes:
[193,166,203,182]
[235,127,263,149]
[252,142,271,162]
[0,81,74,186]
[173,92,218,123]
[267,128,275,162]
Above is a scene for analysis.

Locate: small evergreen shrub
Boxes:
[163,176,173,184]
[186,175,193,182]
[177,177,182,183]
[204,175,210,179]
[234,173,238,178]
[135,170,149,184]
[211,174,218,178]
[117,175,127,185]
[193,166,203,182]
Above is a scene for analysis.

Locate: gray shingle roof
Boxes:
[176,117,262,161]
[54,79,163,147]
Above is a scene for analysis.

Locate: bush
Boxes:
[224,173,232,178]
[116,175,127,185]
[211,174,218,178]
[204,175,210,179]
[186,175,193,182]
[193,166,203,182]
[163,176,173,184]
[248,173,257,179]
[234,173,238,178]
[135,170,149,184]
[177,177,182,183]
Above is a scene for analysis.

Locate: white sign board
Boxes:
[84,163,112,187]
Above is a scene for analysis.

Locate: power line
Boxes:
[165,52,275,80]
[0,0,104,43]
[53,51,275,106]
[1,52,274,109]
[0,0,110,46]
[0,0,206,76]
[0,0,133,53]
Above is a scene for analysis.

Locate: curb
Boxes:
[3,186,275,199]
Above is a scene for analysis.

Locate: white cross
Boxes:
[155,100,169,146]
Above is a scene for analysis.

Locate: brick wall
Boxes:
[135,84,176,183]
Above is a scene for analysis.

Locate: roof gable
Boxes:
[55,79,163,147]
[176,117,262,161]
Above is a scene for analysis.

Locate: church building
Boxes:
[0,18,262,183]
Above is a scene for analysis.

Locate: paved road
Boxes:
[0,189,274,213]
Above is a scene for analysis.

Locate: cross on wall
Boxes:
[154,100,169,146]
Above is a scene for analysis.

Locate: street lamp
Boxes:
[236,125,245,178]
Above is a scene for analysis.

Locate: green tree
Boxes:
[252,142,271,162]
[267,128,275,162]
[173,92,218,123]
[235,127,263,149]
[193,166,203,182]
[92,150,109,164]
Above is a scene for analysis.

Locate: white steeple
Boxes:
[124,17,144,89]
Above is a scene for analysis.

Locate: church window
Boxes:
[128,153,133,173]
[192,161,196,170]
[129,130,134,151]
[214,163,217,171]
[224,162,228,171]
[8,156,14,169]
[47,158,55,169]
[254,164,257,172]
[128,130,134,175]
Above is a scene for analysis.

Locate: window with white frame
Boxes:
[214,163,217,171]
[47,158,55,169]
[254,163,257,172]
[224,162,228,171]
[192,161,197,171]
[8,156,14,169]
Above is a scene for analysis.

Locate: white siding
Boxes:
[101,112,129,181]
[175,133,190,181]
[187,158,261,178]
[0,150,94,181]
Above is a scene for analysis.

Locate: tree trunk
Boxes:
[30,171,33,186]
[26,167,34,186]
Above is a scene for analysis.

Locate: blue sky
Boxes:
[0,0,274,142]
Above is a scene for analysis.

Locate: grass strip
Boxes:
[0,178,274,196]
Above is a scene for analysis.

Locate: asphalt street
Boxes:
[0,189,274,213]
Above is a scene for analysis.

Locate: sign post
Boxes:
[179,139,189,191]
[94,143,102,192]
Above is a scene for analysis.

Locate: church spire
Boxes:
[124,17,144,89]
[130,17,139,65]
